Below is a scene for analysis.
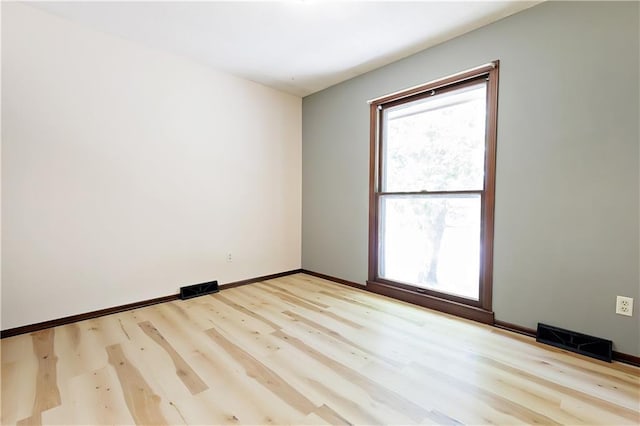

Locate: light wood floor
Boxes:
[2,273,639,425]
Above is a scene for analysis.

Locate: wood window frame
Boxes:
[367,62,499,324]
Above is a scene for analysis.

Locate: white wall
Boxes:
[1,3,302,330]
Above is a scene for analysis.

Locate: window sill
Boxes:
[366,280,495,324]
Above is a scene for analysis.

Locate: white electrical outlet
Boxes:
[226,253,233,262]
[615,296,633,316]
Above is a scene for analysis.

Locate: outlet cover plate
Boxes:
[616,296,633,316]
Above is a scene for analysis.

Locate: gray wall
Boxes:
[302,1,639,356]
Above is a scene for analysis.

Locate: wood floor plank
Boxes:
[2,273,638,425]
[312,403,352,425]
[411,360,562,424]
[478,355,640,422]
[273,329,432,422]
[138,321,208,395]
[204,325,317,416]
[265,277,331,308]
[189,300,286,359]
[140,299,294,420]
[283,309,404,368]
[202,295,282,336]
[309,374,417,424]
[212,293,282,331]
[282,314,392,372]
[1,357,37,425]
[180,347,309,424]
[254,284,364,329]
[264,345,413,424]
[15,413,41,426]
[400,352,582,424]
[106,343,168,425]
[30,330,61,413]
[15,330,61,426]
[227,285,311,328]
[44,366,136,425]
[2,334,36,363]
[147,306,299,425]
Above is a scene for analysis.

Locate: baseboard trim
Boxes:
[494,320,536,337]
[494,320,640,367]
[612,351,640,367]
[222,269,303,290]
[301,269,365,289]
[0,269,302,339]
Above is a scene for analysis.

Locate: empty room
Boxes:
[1,1,639,425]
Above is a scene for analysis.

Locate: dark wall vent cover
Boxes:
[180,280,219,300]
[536,323,612,362]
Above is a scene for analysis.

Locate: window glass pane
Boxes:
[382,83,487,192]
[379,194,480,300]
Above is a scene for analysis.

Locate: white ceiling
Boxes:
[29,1,540,97]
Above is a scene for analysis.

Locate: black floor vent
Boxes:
[536,323,612,362]
[180,280,219,300]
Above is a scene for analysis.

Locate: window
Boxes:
[368,62,499,323]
